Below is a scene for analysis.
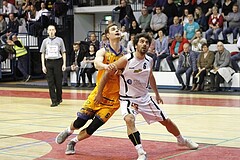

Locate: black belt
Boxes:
[46,58,62,61]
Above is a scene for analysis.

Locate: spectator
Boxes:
[80,44,96,88]
[181,8,189,26]
[168,16,183,44]
[178,0,194,16]
[222,4,240,44]
[198,0,213,18]
[120,25,129,48]
[231,37,240,72]
[128,20,141,40]
[62,43,83,87]
[175,43,197,90]
[2,0,18,17]
[127,34,135,54]
[144,0,156,14]
[138,7,152,33]
[221,0,234,16]
[154,29,169,71]
[210,42,235,92]
[0,14,7,38]
[191,29,207,54]
[183,13,200,43]
[205,6,223,43]
[150,6,168,34]
[194,43,214,91]
[7,34,31,82]
[146,30,157,68]
[194,7,207,31]
[99,33,109,48]
[1,13,19,44]
[163,0,178,28]
[113,0,135,30]
[166,33,189,71]
[88,33,100,50]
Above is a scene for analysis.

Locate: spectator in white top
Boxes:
[127,34,135,54]
[2,0,18,17]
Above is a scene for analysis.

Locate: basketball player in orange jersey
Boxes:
[55,23,126,155]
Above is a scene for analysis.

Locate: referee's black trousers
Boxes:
[46,58,63,103]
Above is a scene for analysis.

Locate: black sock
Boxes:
[128,131,141,146]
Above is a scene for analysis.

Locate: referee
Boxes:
[40,25,66,107]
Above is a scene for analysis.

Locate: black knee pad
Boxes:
[86,117,104,135]
[73,117,88,129]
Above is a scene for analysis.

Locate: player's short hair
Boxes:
[105,23,118,35]
[133,33,152,47]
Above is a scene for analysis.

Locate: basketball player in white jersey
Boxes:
[104,33,199,160]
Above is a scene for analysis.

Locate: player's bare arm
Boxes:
[107,55,128,71]
[94,48,108,70]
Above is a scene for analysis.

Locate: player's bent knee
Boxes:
[73,117,88,129]
[86,117,104,135]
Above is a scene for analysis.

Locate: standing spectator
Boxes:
[1,13,19,44]
[183,13,200,43]
[166,33,189,71]
[222,4,240,44]
[205,6,223,43]
[191,29,207,54]
[62,42,83,87]
[168,16,183,44]
[138,7,152,33]
[231,37,240,72]
[175,43,197,90]
[113,0,135,30]
[88,33,100,50]
[7,34,31,82]
[80,44,96,88]
[193,43,214,91]
[154,29,169,71]
[163,0,178,28]
[210,42,235,92]
[194,7,207,31]
[40,25,66,107]
[128,20,141,40]
[150,6,168,34]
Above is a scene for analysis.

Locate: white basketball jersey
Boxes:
[120,53,153,98]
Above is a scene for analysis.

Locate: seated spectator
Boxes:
[129,20,141,39]
[221,0,234,17]
[163,0,178,28]
[175,43,197,90]
[144,0,156,14]
[127,34,135,54]
[2,0,18,17]
[168,16,183,44]
[178,0,194,16]
[120,25,129,48]
[1,13,20,44]
[7,34,31,82]
[146,30,157,68]
[231,37,240,72]
[113,0,135,30]
[80,44,96,88]
[0,14,7,38]
[138,7,152,33]
[166,33,189,72]
[154,29,169,71]
[191,29,207,54]
[194,7,207,31]
[222,4,240,44]
[181,9,189,26]
[210,42,235,92]
[88,33,100,50]
[184,13,200,43]
[205,6,223,44]
[150,6,168,34]
[62,43,85,87]
[198,0,214,28]
[193,43,215,91]
[99,33,109,48]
